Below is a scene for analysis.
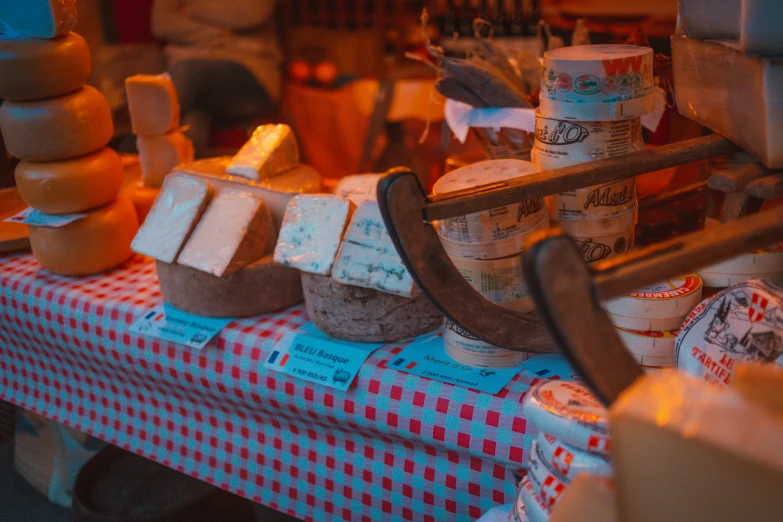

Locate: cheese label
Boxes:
[526,440,568,510]
[536,432,612,481]
[5,207,86,228]
[128,302,233,350]
[675,279,783,387]
[518,475,550,522]
[570,228,634,264]
[265,322,384,392]
[616,327,679,359]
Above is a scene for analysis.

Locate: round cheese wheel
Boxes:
[29,196,139,276]
[301,273,443,342]
[156,256,303,318]
[122,181,159,224]
[0,32,91,101]
[15,148,123,214]
[0,86,114,162]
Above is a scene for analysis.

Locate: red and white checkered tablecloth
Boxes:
[0,252,542,521]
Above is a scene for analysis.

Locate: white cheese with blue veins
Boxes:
[274,194,354,275]
[332,201,418,298]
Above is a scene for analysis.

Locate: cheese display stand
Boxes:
[3,3,783,522]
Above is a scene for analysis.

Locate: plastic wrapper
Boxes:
[672,35,783,168]
[274,194,353,276]
[131,174,213,264]
[0,0,77,39]
[227,124,299,181]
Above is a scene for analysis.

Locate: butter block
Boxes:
[332,201,417,298]
[131,174,212,264]
[274,195,354,275]
[178,190,273,277]
[672,35,783,168]
[227,124,299,181]
[137,131,195,188]
[125,73,181,136]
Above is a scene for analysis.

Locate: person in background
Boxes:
[151,0,282,156]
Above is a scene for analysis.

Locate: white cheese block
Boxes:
[677,0,740,39]
[131,174,212,264]
[334,174,382,205]
[0,0,77,39]
[549,474,617,522]
[740,0,783,56]
[137,131,194,188]
[611,369,783,522]
[178,190,274,277]
[274,195,354,276]
[173,158,322,233]
[672,36,783,168]
[332,200,417,298]
[227,124,299,181]
[125,73,181,137]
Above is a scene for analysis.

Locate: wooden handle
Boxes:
[426,134,735,221]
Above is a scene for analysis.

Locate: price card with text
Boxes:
[4,207,86,227]
[129,302,234,349]
[264,322,384,391]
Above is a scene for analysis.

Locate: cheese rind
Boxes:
[156,256,303,318]
[28,196,139,276]
[15,148,123,214]
[178,190,273,277]
[227,124,299,181]
[0,32,91,101]
[0,0,78,39]
[137,131,194,188]
[332,201,417,298]
[334,174,382,205]
[549,474,617,522]
[125,73,181,136]
[122,181,158,224]
[0,86,113,162]
[274,195,353,275]
[131,174,212,264]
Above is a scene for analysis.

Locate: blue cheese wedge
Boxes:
[332,201,417,298]
[178,190,273,277]
[226,124,299,181]
[274,195,354,276]
[131,174,212,264]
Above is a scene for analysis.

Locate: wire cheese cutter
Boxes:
[377,134,783,405]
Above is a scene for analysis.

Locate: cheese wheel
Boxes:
[0,86,114,162]
[29,196,139,276]
[137,131,194,188]
[156,256,303,318]
[0,33,91,101]
[15,148,123,214]
[125,73,181,136]
[122,181,159,224]
[0,0,77,39]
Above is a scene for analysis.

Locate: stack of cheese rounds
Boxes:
[0,2,139,276]
[605,274,704,371]
[517,380,612,521]
[533,45,657,263]
[432,159,548,368]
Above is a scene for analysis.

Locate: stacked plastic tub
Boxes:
[532,45,658,263]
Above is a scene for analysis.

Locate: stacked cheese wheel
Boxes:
[0,2,139,276]
[272,175,443,342]
[432,159,548,368]
[124,73,194,222]
[605,274,704,371]
[517,380,612,522]
[132,124,325,318]
[533,45,657,263]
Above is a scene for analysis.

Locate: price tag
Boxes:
[128,302,234,349]
[4,207,86,227]
[264,322,384,391]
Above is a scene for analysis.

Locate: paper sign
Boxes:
[128,302,233,350]
[520,354,580,382]
[386,334,524,394]
[4,207,86,227]
[264,322,384,391]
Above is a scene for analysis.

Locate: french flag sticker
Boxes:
[392,358,417,370]
[268,351,290,367]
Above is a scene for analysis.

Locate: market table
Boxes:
[0,252,545,522]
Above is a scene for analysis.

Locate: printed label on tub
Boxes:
[570,228,634,263]
[438,199,546,244]
[449,252,530,304]
[675,279,783,387]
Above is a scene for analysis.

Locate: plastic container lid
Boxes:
[522,380,611,455]
[536,431,612,482]
[604,274,703,323]
[615,327,679,358]
[518,475,550,522]
[675,278,783,387]
[526,439,569,510]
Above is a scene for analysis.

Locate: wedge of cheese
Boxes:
[274,195,353,275]
[334,174,382,205]
[227,124,299,181]
[332,201,417,298]
[178,190,273,277]
[125,73,181,137]
[0,32,91,101]
[611,369,783,522]
[131,174,212,264]
[549,474,617,522]
[15,148,123,214]
[137,131,194,188]
[0,0,78,39]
